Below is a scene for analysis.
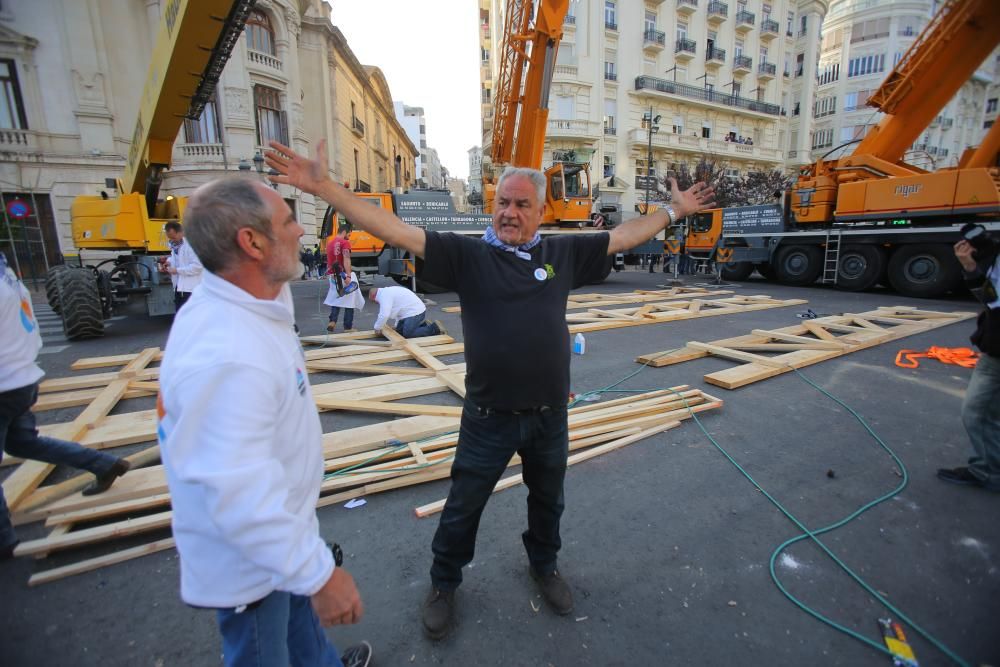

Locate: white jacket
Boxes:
[158,271,334,608]
[0,255,44,392]
[373,285,426,331]
[170,239,203,293]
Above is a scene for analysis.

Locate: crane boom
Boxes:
[122,0,255,204]
[852,0,1000,163]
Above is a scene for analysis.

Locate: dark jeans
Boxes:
[328,306,354,329]
[0,383,119,549]
[395,313,439,338]
[175,290,192,311]
[430,400,569,591]
[216,591,342,667]
[964,352,1000,489]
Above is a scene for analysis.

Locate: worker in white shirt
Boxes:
[164,221,203,310]
[370,285,446,338]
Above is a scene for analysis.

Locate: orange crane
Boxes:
[696,0,999,298]
[485,0,594,225]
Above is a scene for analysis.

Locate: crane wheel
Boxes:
[719,261,754,281]
[887,243,961,298]
[755,262,777,280]
[44,265,70,314]
[55,267,105,340]
[835,244,885,292]
[773,245,822,286]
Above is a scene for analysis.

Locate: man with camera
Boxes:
[937,224,1000,492]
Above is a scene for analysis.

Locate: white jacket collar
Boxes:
[200,271,295,324]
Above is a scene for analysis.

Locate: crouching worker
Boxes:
[370,285,445,339]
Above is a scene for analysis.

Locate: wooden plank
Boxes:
[35,524,71,559]
[415,420,682,517]
[305,363,438,377]
[802,322,841,342]
[29,538,176,587]
[686,342,789,368]
[750,329,846,349]
[14,510,173,557]
[407,443,429,465]
[119,347,159,378]
[33,386,155,412]
[70,351,164,371]
[312,398,463,418]
[45,493,173,527]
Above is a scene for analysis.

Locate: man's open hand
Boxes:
[668,177,717,218]
[265,140,332,195]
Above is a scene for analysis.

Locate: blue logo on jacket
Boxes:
[296,368,307,396]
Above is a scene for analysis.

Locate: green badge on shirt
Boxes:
[544,263,555,280]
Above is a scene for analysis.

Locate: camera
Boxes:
[959,223,998,262]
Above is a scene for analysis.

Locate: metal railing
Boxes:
[761,18,779,35]
[758,61,776,76]
[677,0,698,9]
[707,1,728,17]
[643,29,666,46]
[635,75,781,115]
[736,10,755,26]
[675,38,697,55]
[352,116,365,135]
[706,46,726,63]
[734,55,752,70]
[605,20,618,30]
[564,14,576,25]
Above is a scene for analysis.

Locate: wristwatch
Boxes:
[664,204,678,225]
[328,542,343,566]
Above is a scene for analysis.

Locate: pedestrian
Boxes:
[157,177,372,666]
[936,227,1000,491]
[300,245,314,280]
[313,244,323,279]
[164,221,203,311]
[265,139,714,641]
[369,285,444,339]
[325,270,364,333]
[1,252,131,560]
[326,223,357,296]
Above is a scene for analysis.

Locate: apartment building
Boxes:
[468,145,484,194]
[481,0,830,212]
[0,0,416,281]
[810,0,998,168]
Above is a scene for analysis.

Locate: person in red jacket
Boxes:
[326,224,357,296]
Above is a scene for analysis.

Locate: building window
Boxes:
[604,154,615,178]
[603,99,616,133]
[677,21,688,41]
[848,54,886,78]
[604,1,616,28]
[987,98,998,113]
[701,123,711,139]
[482,87,491,103]
[644,10,656,33]
[850,17,890,44]
[844,91,858,111]
[795,53,804,77]
[0,59,27,130]
[799,14,807,37]
[672,115,684,134]
[604,61,617,81]
[246,10,276,56]
[183,97,221,143]
[786,11,794,36]
[635,158,655,189]
[253,85,287,146]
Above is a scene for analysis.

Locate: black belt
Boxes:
[470,403,557,417]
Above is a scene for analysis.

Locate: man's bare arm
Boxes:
[607,178,716,255]
[266,140,426,258]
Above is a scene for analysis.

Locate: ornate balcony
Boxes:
[707,1,728,24]
[676,0,698,15]
[643,29,666,51]
[705,46,726,67]
[757,61,776,79]
[634,75,781,116]
[760,18,779,39]
[733,55,752,74]
[735,10,755,32]
[675,38,697,60]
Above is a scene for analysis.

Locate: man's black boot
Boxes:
[422,587,455,640]
[82,458,132,496]
[530,567,574,615]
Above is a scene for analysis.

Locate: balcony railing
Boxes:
[758,61,776,77]
[675,38,697,56]
[733,55,752,71]
[179,143,225,159]
[564,14,576,25]
[248,49,282,71]
[604,126,617,136]
[352,116,365,136]
[605,20,617,31]
[643,29,666,47]
[0,128,34,149]
[677,0,698,11]
[761,18,779,36]
[635,75,781,115]
[605,71,618,81]
[706,47,726,64]
[707,1,728,19]
[735,10,755,27]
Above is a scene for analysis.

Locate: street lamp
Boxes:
[643,106,661,212]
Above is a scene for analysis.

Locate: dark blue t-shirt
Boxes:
[418,231,610,410]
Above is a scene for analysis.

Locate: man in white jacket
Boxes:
[370,285,444,338]
[158,178,371,667]
[0,253,131,560]
[164,221,203,311]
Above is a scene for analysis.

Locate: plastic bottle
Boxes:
[572,332,586,355]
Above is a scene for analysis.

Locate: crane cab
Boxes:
[544,161,592,225]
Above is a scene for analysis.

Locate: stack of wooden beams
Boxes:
[636,306,977,389]
[5,327,723,586]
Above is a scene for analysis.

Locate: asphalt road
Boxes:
[2,269,998,666]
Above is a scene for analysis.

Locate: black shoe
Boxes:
[422,587,455,640]
[530,567,574,615]
[936,467,985,487]
[340,640,372,667]
[82,459,132,496]
[0,540,18,561]
[432,320,449,337]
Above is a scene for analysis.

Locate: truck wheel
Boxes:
[836,244,885,292]
[720,262,754,281]
[56,267,105,339]
[44,265,70,314]
[774,245,822,286]
[755,263,777,280]
[887,243,961,298]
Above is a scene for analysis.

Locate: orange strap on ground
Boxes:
[895,346,980,369]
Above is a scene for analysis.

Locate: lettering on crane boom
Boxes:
[721,204,784,234]
[894,184,922,198]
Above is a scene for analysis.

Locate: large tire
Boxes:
[720,261,754,281]
[56,267,105,339]
[44,265,71,314]
[773,245,823,286]
[887,243,961,298]
[836,244,885,292]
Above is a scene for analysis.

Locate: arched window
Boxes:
[246,10,276,55]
